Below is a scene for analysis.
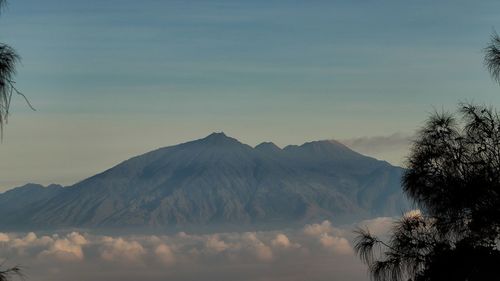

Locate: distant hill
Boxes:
[0,133,409,229]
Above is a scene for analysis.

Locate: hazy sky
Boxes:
[1,0,500,190]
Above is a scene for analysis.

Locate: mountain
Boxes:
[0,133,409,229]
[0,183,63,214]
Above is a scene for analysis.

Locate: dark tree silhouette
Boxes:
[0,0,18,136]
[0,43,20,136]
[0,265,22,281]
[0,0,33,138]
[355,104,500,281]
[485,31,500,84]
[0,2,26,280]
[354,31,500,281]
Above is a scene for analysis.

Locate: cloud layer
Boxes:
[0,219,396,281]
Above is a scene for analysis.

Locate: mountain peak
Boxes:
[299,139,354,150]
[255,142,282,154]
[207,132,228,138]
[198,132,242,146]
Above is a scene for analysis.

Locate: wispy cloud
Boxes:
[339,133,413,166]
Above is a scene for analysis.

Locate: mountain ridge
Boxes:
[0,133,408,229]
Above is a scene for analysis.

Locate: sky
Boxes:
[1,0,500,190]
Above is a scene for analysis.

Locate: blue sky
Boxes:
[1,0,500,189]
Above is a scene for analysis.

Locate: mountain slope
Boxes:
[0,133,409,228]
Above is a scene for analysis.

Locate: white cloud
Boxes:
[241,232,273,262]
[0,217,403,279]
[0,233,9,242]
[40,238,84,262]
[40,232,88,262]
[303,220,334,236]
[339,132,412,165]
[340,133,411,154]
[8,232,54,256]
[271,234,291,249]
[100,237,146,263]
[303,220,354,255]
[155,244,175,265]
[12,232,39,248]
[205,235,230,254]
[358,217,395,237]
[319,234,353,255]
[68,232,88,246]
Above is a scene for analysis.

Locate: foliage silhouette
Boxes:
[0,1,26,280]
[0,264,22,281]
[355,31,500,281]
[485,31,500,84]
[0,0,34,138]
[355,104,500,281]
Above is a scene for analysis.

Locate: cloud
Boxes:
[303,220,335,236]
[242,233,274,262]
[357,217,395,237]
[0,221,360,266]
[339,132,413,165]
[0,232,87,262]
[0,219,404,280]
[303,221,354,255]
[340,133,412,153]
[0,233,9,242]
[100,237,146,263]
[271,234,291,249]
[8,232,54,256]
[40,236,85,262]
[40,232,88,262]
[318,234,353,255]
[154,244,175,265]
[11,232,39,248]
[68,232,88,245]
[205,235,230,254]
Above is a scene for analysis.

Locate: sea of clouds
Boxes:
[0,217,395,281]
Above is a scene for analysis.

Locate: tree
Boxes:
[0,265,22,281]
[354,104,500,281]
[0,2,26,280]
[485,31,500,84]
[354,31,500,281]
[0,0,17,136]
[0,0,33,138]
